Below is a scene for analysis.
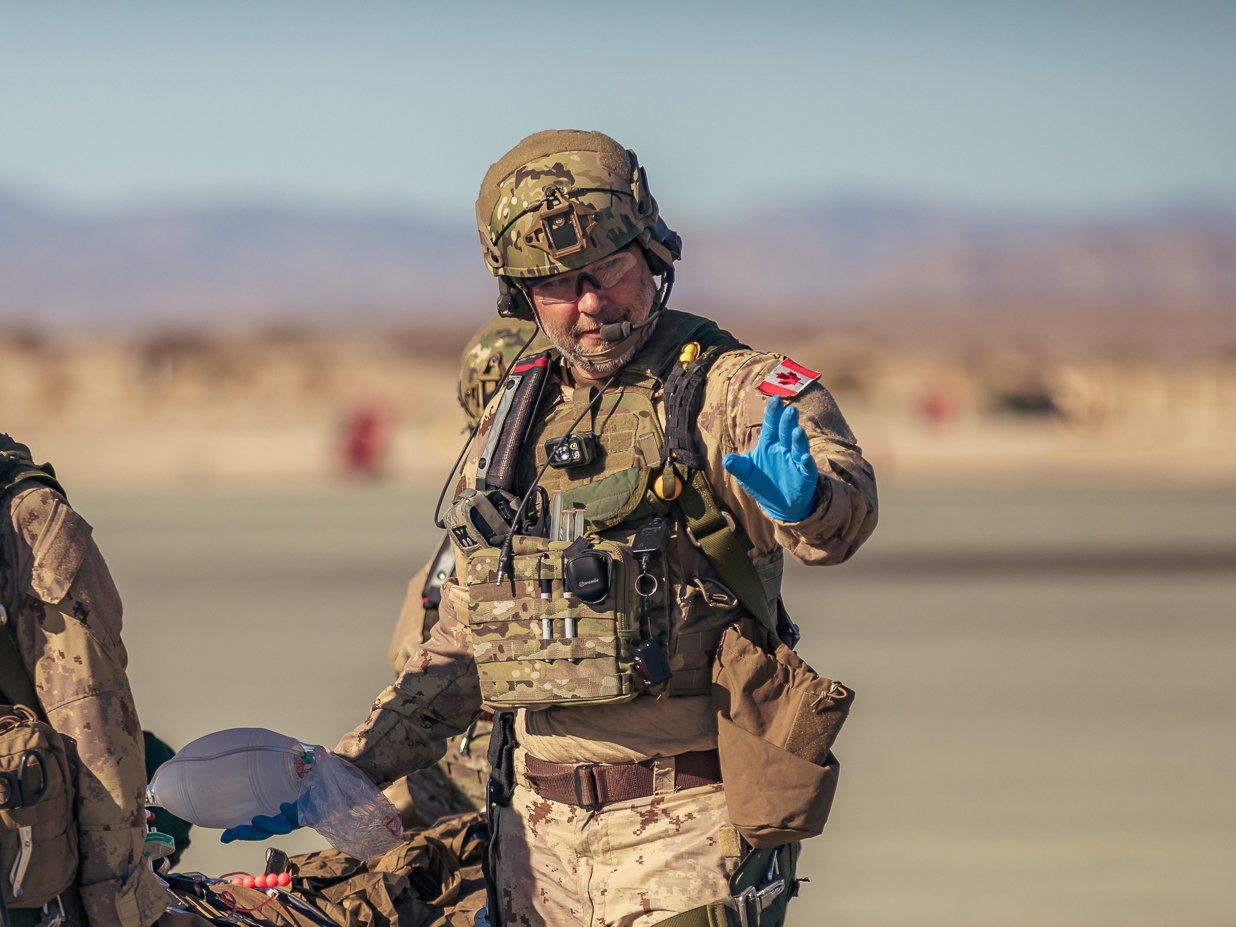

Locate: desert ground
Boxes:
[4,308,1235,925]
[72,482,1236,927]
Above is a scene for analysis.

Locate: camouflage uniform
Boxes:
[0,436,169,927]
[336,324,876,925]
[334,132,877,926]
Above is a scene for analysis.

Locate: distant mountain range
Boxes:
[1,189,1233,329]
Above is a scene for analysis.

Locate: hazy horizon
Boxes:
[2,1,1234,223]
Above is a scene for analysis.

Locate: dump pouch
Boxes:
[0,706,78,909]
[712,625,852,847]
[464,535,642,709]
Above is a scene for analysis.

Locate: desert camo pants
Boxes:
[492,779,743,927]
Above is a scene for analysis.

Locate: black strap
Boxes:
[0,622,40,713]
[485,710,518,809]
[0,448,62,714]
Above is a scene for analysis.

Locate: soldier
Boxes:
[233,131,877,926]
[384,317,545,826]
[0,436,169,927]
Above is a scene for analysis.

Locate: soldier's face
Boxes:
[530,247,656,374]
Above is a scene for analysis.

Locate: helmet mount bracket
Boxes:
[523,184,600,260]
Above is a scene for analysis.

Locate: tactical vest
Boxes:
[448,311,785,709]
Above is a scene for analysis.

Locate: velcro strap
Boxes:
[524,750,721,807]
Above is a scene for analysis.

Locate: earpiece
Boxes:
[496,277,536,320]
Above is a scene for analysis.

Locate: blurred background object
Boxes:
[1,1,1233,924]
[339,403,391,480]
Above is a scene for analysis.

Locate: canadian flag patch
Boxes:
[757,358,820,398]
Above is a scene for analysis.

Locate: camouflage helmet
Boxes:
[457,316,550,427]
[476,130,680,283]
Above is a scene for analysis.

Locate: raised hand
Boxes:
[722,396,819,522]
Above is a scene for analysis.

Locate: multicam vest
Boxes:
[452,311,784,709]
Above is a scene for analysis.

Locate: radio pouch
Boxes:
[464,535,643,708]
[712,624,853,847]
[0,704,78,909]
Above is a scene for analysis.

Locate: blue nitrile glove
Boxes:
[220,802,300,844]
[722,396,820,522]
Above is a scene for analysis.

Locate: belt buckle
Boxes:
[572,763,601,808]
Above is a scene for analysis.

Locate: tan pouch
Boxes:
[0,704,78,908]
[712,623,853,847]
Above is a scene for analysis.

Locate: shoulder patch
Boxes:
[757,358,820,398]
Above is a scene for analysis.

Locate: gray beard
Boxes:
[551,323,655,376]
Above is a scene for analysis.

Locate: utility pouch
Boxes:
[0,705,78,909]
[464,535,641,709]
[712,624,853,847]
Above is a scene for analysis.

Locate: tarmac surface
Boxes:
[74,481,1236,927]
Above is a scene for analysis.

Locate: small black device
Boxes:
[563,549,611,605]
[264,847,290,877]
[631,518,667,561]
[545,432,599,469]
[632,638,673,686]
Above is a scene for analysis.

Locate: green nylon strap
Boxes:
[652,900,734,927]
[679,468,776,634]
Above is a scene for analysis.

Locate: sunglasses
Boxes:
[529,249,641,305]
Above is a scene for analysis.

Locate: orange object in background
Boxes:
[340,404,390,478]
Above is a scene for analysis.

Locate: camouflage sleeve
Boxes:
[7,487,169,927]
[697,351,878,565]
[334,576,481,786]
[386,560,433,676]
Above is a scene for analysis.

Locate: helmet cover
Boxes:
[476,129,662,280]
[457,316,550,426]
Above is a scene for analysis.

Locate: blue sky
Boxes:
[1,0,1233,221]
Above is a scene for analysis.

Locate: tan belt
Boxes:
[523,749,722,807]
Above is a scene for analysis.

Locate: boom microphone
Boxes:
[598,314,659,343]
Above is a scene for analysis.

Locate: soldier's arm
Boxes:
[333,575,481,785]
[8,487,168,927]
[387,560,433,676]
[698,351,878,565]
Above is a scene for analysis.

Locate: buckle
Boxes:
[684,511,738,550]
[34,896,65,927]
[572,764,600,807]
[734,866,785,927]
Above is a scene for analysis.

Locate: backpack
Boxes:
[0,446,80,910]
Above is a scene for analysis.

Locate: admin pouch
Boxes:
[464,535,643,708]
[0,704,78,909]
[711,624,853,847]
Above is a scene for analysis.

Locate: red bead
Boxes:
[253,875,267,889]
[231,877,245,885]
[277,873,291,887]
[242,876,255,889]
